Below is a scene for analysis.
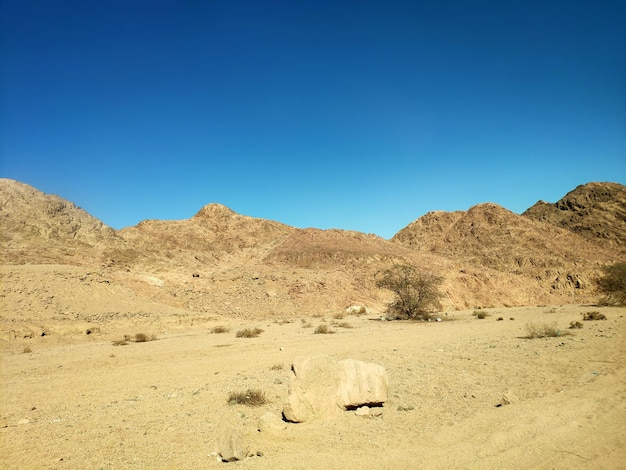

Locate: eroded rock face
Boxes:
[283,355,388,423]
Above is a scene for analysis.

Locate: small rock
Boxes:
[18,418,29,425]
[218,430,249,462]
[370,408,383,417]
[258,412,287,434]
[501,391,518,405]
[355,406,371,417]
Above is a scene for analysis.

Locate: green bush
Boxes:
[595,262,626,305]
[582,311,607,321]
[375,264,443,320]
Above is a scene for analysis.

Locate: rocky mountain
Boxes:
[0,178,117,265]
[1,178,624,316]
[523,182,626,253]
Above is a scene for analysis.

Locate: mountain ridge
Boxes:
[1,178,624,315]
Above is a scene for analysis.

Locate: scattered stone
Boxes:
[501,391,518,405]
[355,406,371,417]
[258,412,287,434]
[218,429,249,462]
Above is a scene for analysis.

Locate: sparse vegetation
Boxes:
[301,321,313,328]
[227,389,267,407]
[375,264,443,320]
[22,346,32,354]
[335,321,353,328]
[569,321,583,329]
[524,322,568,339]
[332,312,345,319]
[134,333,156,342]
[112,333,156,346]
[314,324,335,334]
[473,311,488,319]
[210,326,230,334]
[582,311,607,321]
[595,262,626,305]
[235,327,264,338]
[269,363,284,371]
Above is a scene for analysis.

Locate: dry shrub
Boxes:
[332,312,345,320]
[524,322,568,339]
[473,311,488,319]
[210,326,230,334]
[336,322,353,329]
[228,389,267,407]
[582,311,607,321]
[569,321,583,329]
[236,327,264,338]
[301,321,313,328]
[22,346,32,354]
[112,333,156,345]
[269,363,284,371]
[314,324,335,334]
[134,333,156,342]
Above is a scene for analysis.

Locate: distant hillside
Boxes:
[0,178,117,265]
[1,178,621,314]
[390,202,616,301]
[523,182,626,253]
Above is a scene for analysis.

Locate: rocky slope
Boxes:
[523,182,626,253]
[0,178,117,265]
[1,178,624,318]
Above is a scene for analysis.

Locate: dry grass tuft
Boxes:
[22,346,32,354]
[228,389,267,407]
[569,321,584,329]
[269,363,284,371]
[112,333,156,346]
[236,327,264,338]
[210,326,230,334]
[314,324,335,334]
[524,322,569,339]
[133,333,157,343]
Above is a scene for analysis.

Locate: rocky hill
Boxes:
[1,178,624,318]
[0,178,117,265]
[523,182,626,253]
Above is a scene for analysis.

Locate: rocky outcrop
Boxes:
[523,182,626,253]
[283,355,388,423]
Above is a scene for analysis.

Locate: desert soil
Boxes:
[1,269,625,469]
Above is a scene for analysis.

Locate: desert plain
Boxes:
[1,266,625,469]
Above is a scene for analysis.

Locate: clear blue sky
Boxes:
[1,0,624,239]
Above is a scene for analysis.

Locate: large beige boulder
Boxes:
[337,358,388,409]
[283,355,388,423]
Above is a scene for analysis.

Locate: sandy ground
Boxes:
[2,295,625,470]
